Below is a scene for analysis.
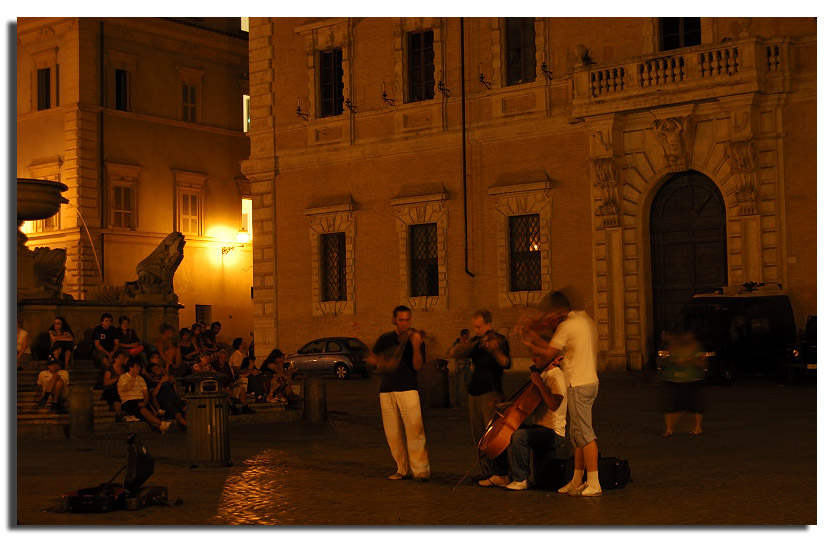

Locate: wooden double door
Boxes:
[650,171,727,352]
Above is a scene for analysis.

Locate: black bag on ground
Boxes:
[531,448,574,489]
[598,457,632,489]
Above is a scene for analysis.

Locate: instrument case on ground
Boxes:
[598,456,632,489]
[61,433,168,513]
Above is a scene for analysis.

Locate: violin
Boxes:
[477,356,562,459]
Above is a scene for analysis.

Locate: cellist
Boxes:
[493,350,568,491]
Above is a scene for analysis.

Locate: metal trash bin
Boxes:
[183,372,231,467]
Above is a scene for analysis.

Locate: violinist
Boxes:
[369,305,431,482]
[520,290,602,497]
[451,309,511,486]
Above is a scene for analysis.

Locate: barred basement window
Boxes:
[659,17,701,52]
[509,214,541,292]
[409,223,439,297]
[408,30,435,102]
[319,49,344,118]
[320,232,347,302]
[505,18,536,86]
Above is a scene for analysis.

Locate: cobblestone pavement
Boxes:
[14,371,817,526]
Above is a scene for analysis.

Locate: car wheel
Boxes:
[334,363,350,380]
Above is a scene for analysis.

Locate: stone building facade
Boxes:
[17,17,254,340]
[243,17,816,369]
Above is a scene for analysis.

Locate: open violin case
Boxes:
[60,433,168,513]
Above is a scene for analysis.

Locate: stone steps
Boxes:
[16,382,299,437]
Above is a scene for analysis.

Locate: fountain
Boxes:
[16,178,183,363]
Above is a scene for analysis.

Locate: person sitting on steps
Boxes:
[47,317,74,370]
[117,358,172,433]
[36,358,69,413]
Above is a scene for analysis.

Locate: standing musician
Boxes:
[370,305,431,482]
[520,290,602,497]
[451,309,511,487]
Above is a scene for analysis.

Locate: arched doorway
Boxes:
[650,171,727,351]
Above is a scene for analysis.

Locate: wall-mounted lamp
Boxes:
[296,97,308,121]
[381,82,395,106]
[541,62,553,80]
[437,80,450,97]
[222,228,251,255]
[575,44,595,67]
[478,72,492,89]
[344,98,358,113]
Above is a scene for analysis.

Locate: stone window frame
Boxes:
[489,17,547,88]
[105,162,142,231]
[176,66,204,123]
[305,201,356,317]
[295,19,352,121]
[174,169,207,237]
[108,49,138,112]
[393,18,444,106]
[488,180,553,307]
[391,191,449,312]
[32,48,59,112]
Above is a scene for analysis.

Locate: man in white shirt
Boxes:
[520,290,602,497]
[117,358,172,433]
[485,351,567,491]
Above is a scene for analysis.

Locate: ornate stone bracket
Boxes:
[726,139,759,215]
[652,115,696,172]
[593,157,620,227]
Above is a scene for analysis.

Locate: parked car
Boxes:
[657,291,797,384]
[785,315,816,383]
[285,337,370,380]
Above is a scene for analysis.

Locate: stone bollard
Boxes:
[303,373,327,423]
[68,384,95,442]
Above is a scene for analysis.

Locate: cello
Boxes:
[477,356,561,459]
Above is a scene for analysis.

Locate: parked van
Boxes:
[657,290,797,384]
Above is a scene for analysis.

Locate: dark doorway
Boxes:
[650,171,727,352]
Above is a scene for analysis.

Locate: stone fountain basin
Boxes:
[17,178,69,221]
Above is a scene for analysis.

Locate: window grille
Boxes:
[320,232,347,302]
[408,30,435,102]
[505,18,536,86]
[509,214,541,292]
[409,223,439,297]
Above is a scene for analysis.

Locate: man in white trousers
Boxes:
[371,305,431,482]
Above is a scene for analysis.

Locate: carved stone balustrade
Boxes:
[571,38,790,118]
